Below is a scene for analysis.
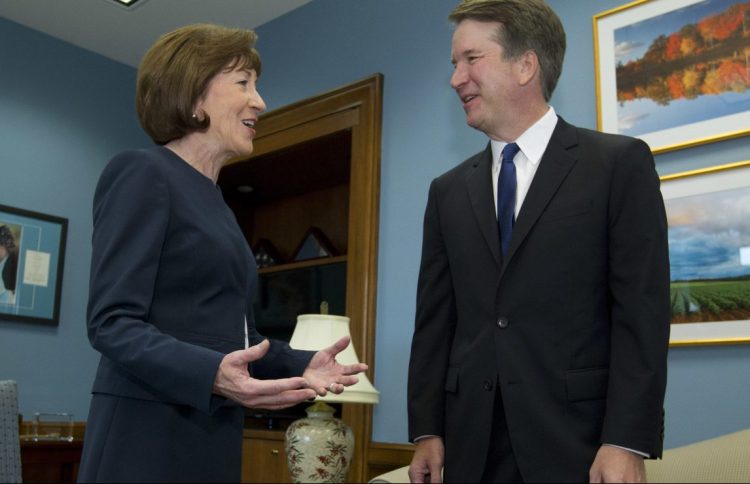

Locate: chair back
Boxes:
[0,380,22,483]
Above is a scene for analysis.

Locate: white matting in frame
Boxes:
[594,0,750,154]
[661,161,750,345]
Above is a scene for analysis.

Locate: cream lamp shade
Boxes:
[288,313,379,404]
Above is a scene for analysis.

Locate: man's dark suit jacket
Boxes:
[408,117,670,482]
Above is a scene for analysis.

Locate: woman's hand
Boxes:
[303,336,368,396]
[213,339,317,410]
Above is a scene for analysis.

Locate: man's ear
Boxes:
[516,50,540,87]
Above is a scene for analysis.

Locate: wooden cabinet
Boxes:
[241,429,292,483]
[220,130,352,341]
[18,420,86,483]
[20,440,82,483]
[221,75,382,483]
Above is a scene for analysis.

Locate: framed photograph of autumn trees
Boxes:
[661,161,750,346]
[594,0,750,153]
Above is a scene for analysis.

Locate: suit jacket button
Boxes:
[496,317,509,329]
[483,380,493,391]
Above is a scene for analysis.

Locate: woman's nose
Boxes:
[251,91,266,114]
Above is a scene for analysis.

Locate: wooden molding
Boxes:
[367,442,414,481]
[237,74,383,483]
[20,420,86,441]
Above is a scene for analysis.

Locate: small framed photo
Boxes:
[0,204,68,325]
[593,0,750,153]
[661,160,750,346]
[292,227,338,262]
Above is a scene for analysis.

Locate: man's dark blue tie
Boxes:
[497,142,520,257]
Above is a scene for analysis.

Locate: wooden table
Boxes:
[20,439,83,483]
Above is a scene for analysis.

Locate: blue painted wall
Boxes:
[0,17,151,422]
[1,0,748,450]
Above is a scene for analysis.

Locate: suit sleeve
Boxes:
[408,179,457,441]
[87,154,225,414]
[246,309,314,379]
[602,138,670,457]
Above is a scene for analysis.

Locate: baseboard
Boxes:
[367,442,414,481]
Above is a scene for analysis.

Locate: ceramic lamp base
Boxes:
[285,401,354,483]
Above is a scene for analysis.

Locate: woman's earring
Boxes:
[191,113,198,119]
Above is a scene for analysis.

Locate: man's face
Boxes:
[450,19,521,139]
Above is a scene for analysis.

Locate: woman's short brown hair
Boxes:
[136,23,262,144]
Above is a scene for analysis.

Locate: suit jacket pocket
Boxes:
[541,199,592,223]
[444,367,459,393]
[566,367,609,402]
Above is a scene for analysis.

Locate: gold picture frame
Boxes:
[593,0,750,154]
[661,160,750,346]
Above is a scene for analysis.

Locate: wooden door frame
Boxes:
[229,74,382,482]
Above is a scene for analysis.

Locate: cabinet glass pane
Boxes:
[253,262,346,342]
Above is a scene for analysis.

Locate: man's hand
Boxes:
[302,336,368,396]
[213,339,317,409]
[589,445,646,483]
[409,436,444,483]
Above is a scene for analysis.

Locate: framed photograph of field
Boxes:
[593,0,750,154]
[661,161,750,345]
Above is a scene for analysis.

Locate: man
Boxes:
[407,1,670,482]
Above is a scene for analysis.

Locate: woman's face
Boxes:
[0,246,7,260]
[195,66,266,160]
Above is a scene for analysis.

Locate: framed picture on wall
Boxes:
[661,161,750,346]
[593,0,750,154]
[0,204,68,326]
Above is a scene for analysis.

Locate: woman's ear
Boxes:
[192,95,207,122]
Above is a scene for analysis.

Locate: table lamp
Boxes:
[285,313,379,483]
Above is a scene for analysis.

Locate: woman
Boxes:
[0,225,18,305]
[78,24,366,483]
